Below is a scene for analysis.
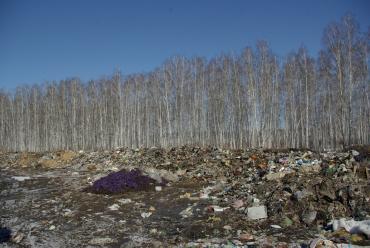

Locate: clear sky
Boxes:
[0,0,369,90]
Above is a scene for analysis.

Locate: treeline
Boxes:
[0,15,369,151]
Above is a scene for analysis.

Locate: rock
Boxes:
[49,225,56,230]
[247,206,267,220]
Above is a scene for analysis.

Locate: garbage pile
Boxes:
[0,146,369,247]
[86,169,161,194]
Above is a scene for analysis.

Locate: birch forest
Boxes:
[0,15,369,152]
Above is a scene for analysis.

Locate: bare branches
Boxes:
[0,15,368,151]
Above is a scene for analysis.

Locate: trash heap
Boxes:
[86,169,158,194]
[0,146,369,247]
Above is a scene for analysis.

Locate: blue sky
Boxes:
[0,0,369,90]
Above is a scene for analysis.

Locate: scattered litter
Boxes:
[141,212,152,218]
[11,176,31,181]
[332,218,370,238]
[0,227,11,243]
[108,204,120,211]
[271,224,282,229]
[117,198,132,204]
[89,237,116,245]
[180,206,194,218]
[155,186,162,192]
[247,206,267,220]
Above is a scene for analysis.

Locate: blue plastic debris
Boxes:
[0,227,11,243]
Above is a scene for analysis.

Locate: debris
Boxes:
[155,186,162,191]
[302,210,317,225]
[117,198,132,204]
[180,206,194,218]
[309,238,336,248]
[89,237,116,245]
[12,232,24,243]
[207,205,229,213]
[232,199,244,209]
[0,227,11,243]
[265,171,291,181]
[88,169,156,194]
[239,233,254,242]
[332,218,370,238]
[247,206,267,220]
[281,217,293,227]
[271,224,282,229]
[352,150,360,156]
[11,176,31,181]
[1,146,370,247]
[141,212,152,218]
[108,204,120,211]
[223,225,232,231]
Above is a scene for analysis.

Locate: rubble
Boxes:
[0,145,369,247]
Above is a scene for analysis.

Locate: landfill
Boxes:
[0,146,369,247]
